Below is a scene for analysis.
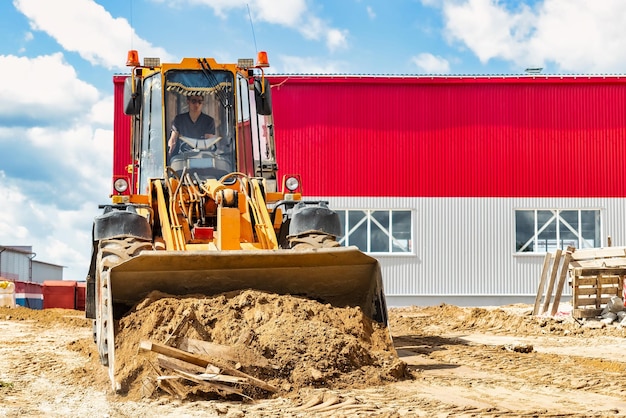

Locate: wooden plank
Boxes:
[574,299,598,306]
[574,278,622,287]
[569,259,626,269]
[574,288,599,296]
[180,337,272,368]
[572,308,603,319]
[570,246,626,261]
[180,338,235,359]
[551,250,572,316]
[574,277,601,285]
[598,276,622,284]
[157,355,207,375]
[574,286,599,293]
[571,267,626,276]
[140,340,209,368]
[173,371,250,399]
[575,288,619,297]
[175,369,248,385]
[541,249,562,315]
[533,252,552,315]
[140,340,278,393]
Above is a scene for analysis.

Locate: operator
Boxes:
[167,95,216,157]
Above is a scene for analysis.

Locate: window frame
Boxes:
[514,208,603,255]
[334,209,414,256]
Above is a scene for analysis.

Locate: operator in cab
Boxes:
[167,95,216,157]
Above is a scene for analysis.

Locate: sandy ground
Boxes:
[2,298,626,417]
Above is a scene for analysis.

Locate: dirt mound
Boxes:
[114,290,407,400]
[0,306,90,328]
[390,303,626,338]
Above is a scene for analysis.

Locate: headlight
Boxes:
[114,178,129,193]
[285,176,299,192]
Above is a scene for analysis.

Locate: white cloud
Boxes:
[0,53,98,123]
[441,0,534,63]
[366,6,376,19]
[529,0,626,73]
[412,53,451,73]
[254,0,308,26]
[171,0,349,52]
[0,176,30,241]
[13,0,174,70]
[23,123,112,194]
[278,55,348,74]
[431,0,626,73]
[87,96,114,126]
[326,29,349,52]
[0,121,111,281]
[0,50,113,281]
[0,175,96,280]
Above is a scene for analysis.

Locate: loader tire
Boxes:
[290,233,340,250]
[95,237,152,390]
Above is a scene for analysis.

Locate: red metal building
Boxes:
[266,74,626,306]
[267,75,626,198]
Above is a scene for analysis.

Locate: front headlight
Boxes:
[114,178,129,193]
[285,176,299,192]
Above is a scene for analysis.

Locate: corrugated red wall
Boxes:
[268,75,626,198]
[113,75,132,195]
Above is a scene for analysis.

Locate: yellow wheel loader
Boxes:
[85,51,388,391]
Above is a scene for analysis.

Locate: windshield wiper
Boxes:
[198,58,230,109]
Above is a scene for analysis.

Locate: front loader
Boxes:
[85,51,388,391]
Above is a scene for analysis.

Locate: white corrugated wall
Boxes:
[312,196,626,307]
[0,250,32,282]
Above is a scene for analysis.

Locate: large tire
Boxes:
[94,237,153,391]
[289,233,340,250]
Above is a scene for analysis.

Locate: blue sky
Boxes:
[1,0,625,281]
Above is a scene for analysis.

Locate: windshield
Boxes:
[165,70,235,180]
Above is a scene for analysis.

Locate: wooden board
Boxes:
[533,253,552,316]
[572,308,603,319]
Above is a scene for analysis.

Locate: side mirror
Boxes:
[254,78,272,116]
[123,77,142,115]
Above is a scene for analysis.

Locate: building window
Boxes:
[515,209,601,253]
[335,210,413,254]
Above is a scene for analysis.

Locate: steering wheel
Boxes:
[178,135,223,153]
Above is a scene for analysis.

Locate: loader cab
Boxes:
[125,55,278,195]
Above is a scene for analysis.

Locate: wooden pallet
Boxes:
[570,267,626,319]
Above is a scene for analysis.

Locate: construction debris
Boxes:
[114,290,406,401]
[535,246,626,319]
[139,339,277,399]
[533,246,573,316]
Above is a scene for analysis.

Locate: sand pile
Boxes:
[113,289,406,400]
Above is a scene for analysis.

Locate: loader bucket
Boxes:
[108,246,388,325]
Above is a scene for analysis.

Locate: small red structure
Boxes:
[75,282,86,311]
[43,281,77,310]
